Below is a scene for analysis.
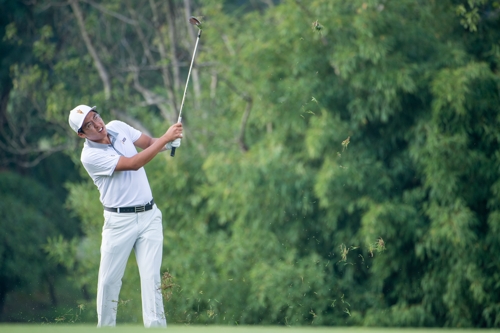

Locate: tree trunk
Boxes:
[46,273,58,306]
[0,82,11,129]
[81,284,91,301]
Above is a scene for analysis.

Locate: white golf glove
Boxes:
[171,138,181,148]
[165,138,181,150]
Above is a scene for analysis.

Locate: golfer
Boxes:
[68,105,182,328]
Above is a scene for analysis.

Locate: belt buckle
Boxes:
[135,205,145,213]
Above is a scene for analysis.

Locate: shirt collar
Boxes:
[85,128,119,148]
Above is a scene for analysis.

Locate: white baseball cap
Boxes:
[68,105,97,133]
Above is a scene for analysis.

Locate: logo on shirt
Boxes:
[121,137,127,144]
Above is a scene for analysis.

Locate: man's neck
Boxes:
[87,133,112,145]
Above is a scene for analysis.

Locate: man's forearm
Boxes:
[149,138,169,151]
[116,136,169,171]
[132,138,169,166]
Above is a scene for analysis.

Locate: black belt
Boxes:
[104,199,154,213]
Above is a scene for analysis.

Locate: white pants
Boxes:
[97,204,166,328]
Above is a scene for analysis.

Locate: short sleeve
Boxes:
[82,149,120,177]
[109,120,142,143]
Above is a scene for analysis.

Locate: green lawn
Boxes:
[0,325,498,333]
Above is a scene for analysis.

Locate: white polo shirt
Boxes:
[81,120,153,208]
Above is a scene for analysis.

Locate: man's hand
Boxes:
[163,123,182,150]
[164,123,183,142]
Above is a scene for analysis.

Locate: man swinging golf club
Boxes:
[68,104,182,327]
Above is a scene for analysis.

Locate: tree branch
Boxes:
[220,77,253,152]
[131,67,173,122]
[81,0,137,25]
[69,0,111,100]
[166,0,180,91]
[149,0,178,116]
[110,108,152,137]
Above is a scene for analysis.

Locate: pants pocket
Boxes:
[101,213,135,254]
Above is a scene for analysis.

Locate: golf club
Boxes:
[171,16,203,157]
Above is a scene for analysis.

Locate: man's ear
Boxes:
[77,132,86,139]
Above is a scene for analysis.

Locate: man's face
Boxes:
[77,111,107,141]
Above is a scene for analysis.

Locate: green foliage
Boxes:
[5,0,500,328]
[0,171,79,318]
[455,0,500,32]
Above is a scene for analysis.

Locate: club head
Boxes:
[189,16,202,29]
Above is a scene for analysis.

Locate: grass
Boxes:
[0,325,498,333]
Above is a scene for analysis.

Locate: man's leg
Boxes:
[134,205,166,328]
[97,211,138,327]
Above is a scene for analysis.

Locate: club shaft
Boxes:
[171,29,202,157]
[177,29,202,123]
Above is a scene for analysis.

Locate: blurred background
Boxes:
[1,0,500,327]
